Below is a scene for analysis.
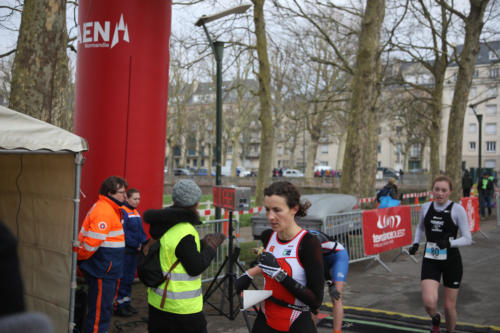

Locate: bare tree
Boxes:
[9,0,72,130]
[252,0,274,205]
[341,0,386,197]
[444,0,491,201]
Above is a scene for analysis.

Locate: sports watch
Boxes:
[274,269,287,282]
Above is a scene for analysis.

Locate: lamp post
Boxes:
[195,4,251,219]
[469,96,496,180]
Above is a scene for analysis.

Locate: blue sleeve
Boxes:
[121,209,135,248]
[138,213,148,244]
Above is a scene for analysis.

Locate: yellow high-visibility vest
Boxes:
[148,222,202,314]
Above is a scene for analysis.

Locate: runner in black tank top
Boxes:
[408,176,471,333]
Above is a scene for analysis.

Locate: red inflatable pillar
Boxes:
[74,1,171,223]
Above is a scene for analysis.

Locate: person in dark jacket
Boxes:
[0,220,25,316]
[461,170,473,197]
[115,188,148,317]
[143,179,225,333]
[376,177,399,203]
[478,173,494,217]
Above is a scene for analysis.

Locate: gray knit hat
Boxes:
[172,179,202,207]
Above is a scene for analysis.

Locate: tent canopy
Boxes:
[0,105,88,152]
[0,105,87,333]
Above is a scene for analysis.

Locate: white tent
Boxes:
[0,105,88,333]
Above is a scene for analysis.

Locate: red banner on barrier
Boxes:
[362,206,413,255]
[460,197,480,233]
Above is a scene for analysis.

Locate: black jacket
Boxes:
[143,206,215,276]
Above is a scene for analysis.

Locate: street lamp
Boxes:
[469,96,496,180]
[195,4,251,220]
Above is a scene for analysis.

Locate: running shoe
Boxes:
[430,312,441,333]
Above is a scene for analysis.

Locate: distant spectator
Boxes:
[461,170,473,197]
[278,168,283,177]
[376,177,399,203]
[478,172,494,217]
[399,169,404,184]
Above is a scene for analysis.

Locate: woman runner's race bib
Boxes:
[424,242,447,260]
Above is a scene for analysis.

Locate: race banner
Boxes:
[460,197,480,233]
[362,206,413,255]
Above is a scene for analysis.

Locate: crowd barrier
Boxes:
[195,217,242,283]
[322,197,481,272]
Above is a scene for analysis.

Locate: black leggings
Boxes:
[251,310,317,333]
[148,305,207,333]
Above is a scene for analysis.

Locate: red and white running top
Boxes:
[263,229,308,331]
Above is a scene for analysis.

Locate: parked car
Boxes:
[173,168,193,176]
[236,167,252,177]
[196,168,215,176]
[282,169,304,178]
[376,167,399,179]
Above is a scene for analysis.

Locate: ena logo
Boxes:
[376,214,401,229]
[78,14,130,49]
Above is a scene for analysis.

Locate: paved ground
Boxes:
[109,216,500,333]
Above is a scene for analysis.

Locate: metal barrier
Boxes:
[195,217,241,283]
[321,204,424,272]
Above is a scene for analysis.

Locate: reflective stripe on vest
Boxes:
[147,222,203,314]
[151,287,202,300]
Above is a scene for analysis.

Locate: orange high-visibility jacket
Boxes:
[78,195,125,278]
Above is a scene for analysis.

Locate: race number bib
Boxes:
[424,242,447,260]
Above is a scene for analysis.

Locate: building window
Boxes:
[320,144,328,154]
[486,104,497,116]
[277,146,283,155]
[470,86,477,98]
[489,50,500,61]
[486,141,496,152]
[320,161,328,166]
[410,144,420,158]
[489,67,499,79]
[469,141,476,151]
[485,159,497,169]
[486,123,497,135]
[377,144,381,154]
[488,86,497,97]
[227,145,232,154]
[396,126,402,135]
[453,72,458,81]
[468,123,477,133]
[473,69,479,78]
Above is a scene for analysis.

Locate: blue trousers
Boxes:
[479,194,493,217]
[116,252,137,309]
[84,271,118,333]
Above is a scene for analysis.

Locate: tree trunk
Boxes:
[253,0,274,205]
[340,0,385,197]
[9,0,71,130]
[445,0,489,201]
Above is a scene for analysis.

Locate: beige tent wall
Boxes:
[0,153,75,333]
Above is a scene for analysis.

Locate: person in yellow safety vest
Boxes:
[143,179,225,333]
[478,173,494,218]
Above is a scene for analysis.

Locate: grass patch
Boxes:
[237,240,262,268]
[238,214,252,227]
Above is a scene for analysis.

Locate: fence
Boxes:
[195,217,241,283]
[321,204,423,272]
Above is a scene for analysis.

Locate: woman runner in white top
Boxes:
[408,175,472,333]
